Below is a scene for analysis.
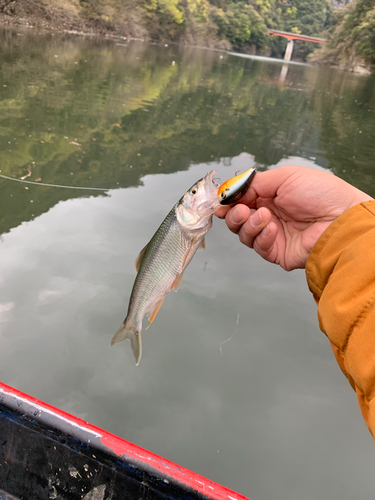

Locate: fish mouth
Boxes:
[218,167,256,205]
[204,170,220,198]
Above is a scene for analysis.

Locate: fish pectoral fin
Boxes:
[171,272,184,292]
[135,244,148,272]
[200,237,206,250]
[146,297,165,329]
[180,236,202,274]
[111,323,142,366]
[181,239,195,271]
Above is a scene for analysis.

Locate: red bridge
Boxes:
[268,29,326,61]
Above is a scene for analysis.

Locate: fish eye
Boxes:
[220,192,226,199]
[190,188,197,195]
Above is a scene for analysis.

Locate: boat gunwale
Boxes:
[0,381,250,500]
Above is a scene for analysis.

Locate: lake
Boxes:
[0,27,374,499]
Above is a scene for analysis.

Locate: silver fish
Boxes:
[112,167,256,365]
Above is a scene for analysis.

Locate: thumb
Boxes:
[237,165,302,207]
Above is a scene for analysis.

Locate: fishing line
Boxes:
[0,173,110,191]
[220,313,240,356]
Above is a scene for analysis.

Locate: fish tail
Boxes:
[111,322,142,366]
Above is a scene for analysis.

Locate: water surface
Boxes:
[0,27,374,499]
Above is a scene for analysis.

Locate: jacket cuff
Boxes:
[306,200,375,302]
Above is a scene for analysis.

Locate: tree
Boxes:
[310,0,375,70]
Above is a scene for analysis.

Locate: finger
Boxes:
[224,205,251,234]
[215,205,231,219]
[252,221,279,264]
[229,165,301,208]
[235,207,273,247]
[251,165,299,199]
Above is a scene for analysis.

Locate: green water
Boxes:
[0,27,374,499]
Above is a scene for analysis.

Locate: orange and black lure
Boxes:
[217,167,256,205]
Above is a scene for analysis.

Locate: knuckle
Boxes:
[228,224,240,235]
[238,230,253,248]
[238,232,246,245]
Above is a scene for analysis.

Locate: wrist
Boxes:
[347,189,373,211]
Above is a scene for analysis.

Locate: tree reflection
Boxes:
[0,28,374,237]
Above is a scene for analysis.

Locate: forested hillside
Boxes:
[0,0,331,60]
[310,0,375,71]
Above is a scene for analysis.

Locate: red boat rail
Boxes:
[0,381,251,500]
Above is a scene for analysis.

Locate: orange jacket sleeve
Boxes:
[305,200,375,436]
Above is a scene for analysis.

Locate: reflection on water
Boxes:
[0,27,374,499]
[1,27,375,238]
[279,64,289,82]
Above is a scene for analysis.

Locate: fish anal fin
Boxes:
[135,244,148,272]
[171,272,184,292]
[146,297,165,329]
[200,237,206,250]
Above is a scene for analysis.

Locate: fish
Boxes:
[112,167,256,365]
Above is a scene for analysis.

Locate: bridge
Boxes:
[268,29,326,61]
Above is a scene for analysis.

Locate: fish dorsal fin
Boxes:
[171,272,184,292]
[135,244,148,272]
[146,297,165,329]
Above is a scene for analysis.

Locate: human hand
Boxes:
[216,165,373,271]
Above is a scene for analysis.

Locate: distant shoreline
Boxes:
[0,11,135,43]
[0,17,308,71]
[0,9,372,75]
[0,6,230,50]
